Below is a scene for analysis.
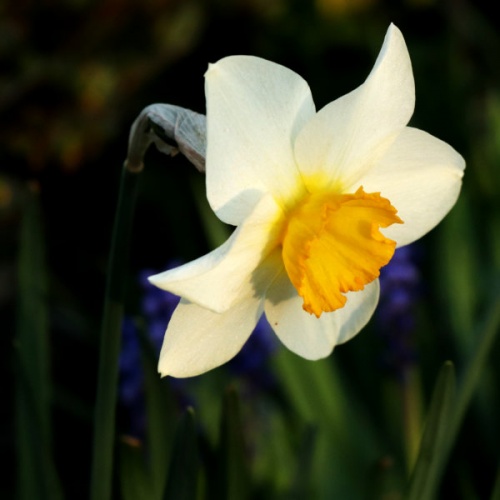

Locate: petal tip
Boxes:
[381,22,407,56]
[147,273,159,285]
[387,22,401,34]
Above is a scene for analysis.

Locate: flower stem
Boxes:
[89,165,140,500]
[88,103,206,500]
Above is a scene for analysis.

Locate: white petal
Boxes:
[358,127,465,246]
[205,56,316,225]
[158,297,262,378]
[264,268,380,359]
[334,280,380,344]
[294,24,414,190]
[149,195,283,313]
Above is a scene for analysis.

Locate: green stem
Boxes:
[87,103,205,500]
[90,165,141,500]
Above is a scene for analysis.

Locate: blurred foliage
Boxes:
[2,0,500,499]
[0,0,205,172]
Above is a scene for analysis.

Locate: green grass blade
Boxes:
[138,326,178,500]
[405,361,456,500]
[119,439,154,500]
[273,349,382,497]
[15,189,63,500]
[288,425,318,500]
[274,349,380,456]
[163,407,199,500]
[447,293,500,452]
[490,464,500,500]
[217,386,251,500]
[426,293,500,496]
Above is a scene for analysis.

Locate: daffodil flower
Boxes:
[150,24,465,377]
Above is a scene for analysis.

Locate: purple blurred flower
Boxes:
[118,263,181,438]
[118,316,146,438]
[376,245,422,381]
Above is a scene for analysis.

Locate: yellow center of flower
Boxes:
[281,186,403,317]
